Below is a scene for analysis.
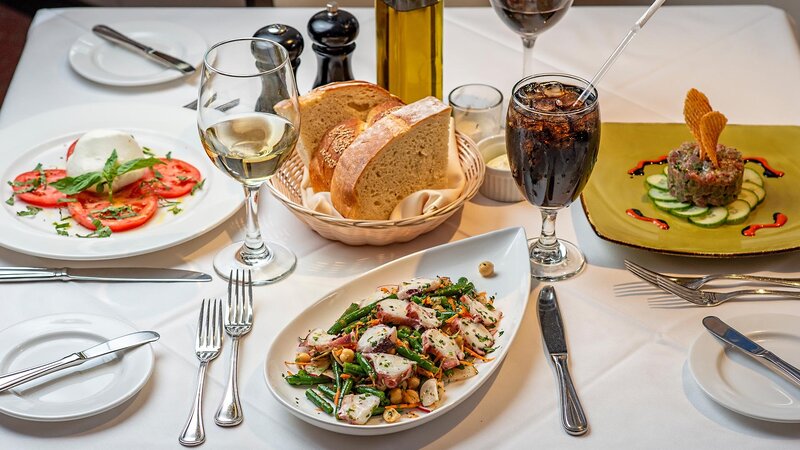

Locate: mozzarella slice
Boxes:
[66,129,148,192]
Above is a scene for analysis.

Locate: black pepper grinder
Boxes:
[308,2,359,88]
[253,24,304,74]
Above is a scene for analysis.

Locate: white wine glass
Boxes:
[198,38,300,284]
[490,0,573,76]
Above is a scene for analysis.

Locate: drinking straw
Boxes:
[574,0,667,105]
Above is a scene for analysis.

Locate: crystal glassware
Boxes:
[197,38,300,284]
[489,0,573,76]
[448,84,504,144]
[506,73,600,281]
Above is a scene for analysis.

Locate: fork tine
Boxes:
[247,270,254,324]
[656,277,704,305]
[624,260,659,286]
[237,270,245,324]
[227,271,234,325]
[197,299,206,348]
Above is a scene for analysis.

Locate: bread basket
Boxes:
[266,133,484,246]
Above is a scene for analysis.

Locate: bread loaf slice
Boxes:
[309,118,367,192]
[330,97,451,220]
[276,81,402,166]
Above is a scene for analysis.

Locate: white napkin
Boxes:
[300,119,466,220]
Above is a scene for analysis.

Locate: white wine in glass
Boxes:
[198,38,301,284]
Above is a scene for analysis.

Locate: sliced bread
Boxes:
[276,81,402,165]
[330,97,451,220]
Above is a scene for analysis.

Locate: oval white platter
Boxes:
[264,227,531,435]
[0,103,242,260]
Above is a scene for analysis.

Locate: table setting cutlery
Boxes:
[656,276,800,306]
[624,259,800,289]
[182,97,240,112]
[538,286,588,436]
[179,298,223,447]
[0,331,159,392]
[92,24,195,75]
[0,267,211,283]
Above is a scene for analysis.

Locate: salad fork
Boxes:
[624,260,800,289]
[656,276,800,306]
[214,270,254,427]
[179,298,223,447]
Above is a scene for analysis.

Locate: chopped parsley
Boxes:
[53,220,71,236]
[5,195,14,206]
[153,169,163,180]
[190,179,205,195]
[76,218,112,238]
[142,146,155,157]
[91,205,137,220]
[16,206,43,217]
[166,151,172,160]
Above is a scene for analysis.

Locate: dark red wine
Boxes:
[492,0,571,36]
[506,79,600,208]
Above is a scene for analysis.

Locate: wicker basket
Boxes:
[266,133,485,246]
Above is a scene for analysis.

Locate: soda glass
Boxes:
[198,38,300,284]
[506,73,600,281]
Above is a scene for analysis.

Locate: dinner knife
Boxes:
[0,267,212,283]
[538,286,588,436]
[92,25,196,74]
[0,331,159,392]
[703,316,800,387]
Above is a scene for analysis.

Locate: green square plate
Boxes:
[581,123,800,257]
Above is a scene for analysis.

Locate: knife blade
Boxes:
[538,286,588,436]
[0,331,159,392]
[703,316,800,386]
[92,25,195,74]
[0,267,212,283]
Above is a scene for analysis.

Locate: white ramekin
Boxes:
[476,133,524,203]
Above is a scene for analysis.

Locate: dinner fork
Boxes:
[214,270,254,427]
[624,260,800,289]
[179,298,223,447]
[656,276,800,306]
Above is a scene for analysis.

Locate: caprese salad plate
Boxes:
[0,103,242,260]
[264,227,530,435]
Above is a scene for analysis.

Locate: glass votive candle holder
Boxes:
[448,84,503,144]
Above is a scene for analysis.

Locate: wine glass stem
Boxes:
[531,208,563,263]
[240,185,269,264]
[522,36,537,77]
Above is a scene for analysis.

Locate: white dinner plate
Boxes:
[0,313,155,422]
[688,313,800,423]
[69,21,205,87]
[0,103,242,260]
[264,227,531,435]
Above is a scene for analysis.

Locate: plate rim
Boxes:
[262,227,530,435]
[0,312,155,422]
[687,313,800,423]
[68,20,205,87]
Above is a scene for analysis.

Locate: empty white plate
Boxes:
[69,21,205,87]
[688,313,800,423]
[0,313,155,421]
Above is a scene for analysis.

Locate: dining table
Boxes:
[0,4,799,449]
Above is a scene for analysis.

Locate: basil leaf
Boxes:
[190,179,205,195]
[5,195,14,206]
[117,157,163,176]
[50,172,103,195]
[102,149,119,183]
[16,206,42,217]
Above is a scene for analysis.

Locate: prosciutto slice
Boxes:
[357,325,397,354]
[364,353,416,389]
[421,328,463,370]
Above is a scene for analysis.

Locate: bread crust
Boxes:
[330,97,451,219]
[309,118,367,192]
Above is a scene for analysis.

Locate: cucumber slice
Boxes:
[690,206,728,228]
[725,199,751,224]
[663,166,669,176]
[743,167,763,187]
[646,174,669,190]
[737,189,758,208]
[741,182,765,203]
[670,205,709,218]
[647,188,677,201]
[654,200,691,211]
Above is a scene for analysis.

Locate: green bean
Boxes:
[437,311,457,321]
[331,356,342,413]
[433,277,474,298]
[328,301,380,334]
[355,386,387,405]
[343,362,366,377]
[317,384,337,400]
[337,378,354,411]
[371,406,385,416]
[305,389,334,415]
[329,303,359,331]
[356,353,376,381]
[397,346,438,374]
[285,374,333,386]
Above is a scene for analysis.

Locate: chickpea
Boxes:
[403,389,420,404]
[478,261,495,277]
[387,347,396,355]
[454,335,464,348]
[383,408,401,423]
[295,352,311,363]
[406,376,421,390]
[388,388,403,405]
[339,348,355,364]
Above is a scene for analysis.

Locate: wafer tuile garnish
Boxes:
[699,111,727,168]
[683,88,727,168]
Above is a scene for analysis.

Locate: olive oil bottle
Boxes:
[376,0,443,103]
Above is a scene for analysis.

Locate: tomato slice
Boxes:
[67,187,158,232]
[12,169,68,207]
[138,158,202,198]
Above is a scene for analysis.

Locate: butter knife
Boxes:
[0,331,159,392]
[92,25,196,74]
[703,316,800,387]
[0,267,212,283]
[538,286,588,436]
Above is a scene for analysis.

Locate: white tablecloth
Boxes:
[1,6,799,449]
